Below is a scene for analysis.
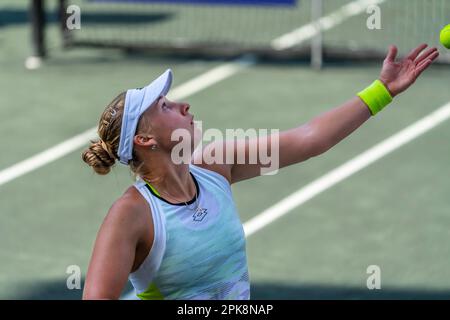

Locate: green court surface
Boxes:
[1,0,450,299]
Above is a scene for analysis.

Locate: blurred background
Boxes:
[1,0,450,300]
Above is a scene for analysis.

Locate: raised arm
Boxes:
[194,44,439,184]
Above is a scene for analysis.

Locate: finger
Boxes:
[427,51,440,63]
[415,47,438,65]
[406,43,428,61]
[416,50,439,70]
[385,45,398,62]
[415,51,439,76]
[417,51,440,69]
[415,59,433,77]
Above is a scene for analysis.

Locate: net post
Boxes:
[310,0,323,70]
[30,0,46,58]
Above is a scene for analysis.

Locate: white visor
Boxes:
[118,69,173,165]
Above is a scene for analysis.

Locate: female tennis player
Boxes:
[82,44,438,300]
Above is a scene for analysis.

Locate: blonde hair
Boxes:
[82,92,148,176]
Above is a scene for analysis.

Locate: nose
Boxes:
[180,102,190,115]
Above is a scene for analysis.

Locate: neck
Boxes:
[140,152,194,201]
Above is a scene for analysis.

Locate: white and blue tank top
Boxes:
[129,164,250,300]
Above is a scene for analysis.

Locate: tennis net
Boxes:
[33,0,450,63]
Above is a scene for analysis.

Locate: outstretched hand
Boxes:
[379,44,439,97]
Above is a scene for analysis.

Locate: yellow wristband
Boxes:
[357,80,393,116]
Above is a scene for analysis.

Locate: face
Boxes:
[136,96,197,152]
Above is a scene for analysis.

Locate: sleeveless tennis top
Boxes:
[129,164,250,300]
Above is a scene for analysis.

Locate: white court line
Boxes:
[271,0,386,50]
[244,102,450,236]
[0,0,384,187]
[0,128,97,186]
[169,55,256,100]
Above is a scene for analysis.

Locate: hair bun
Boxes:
[82,140,116,175]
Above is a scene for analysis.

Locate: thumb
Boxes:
[385,45,398,62]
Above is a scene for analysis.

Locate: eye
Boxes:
[162,102,168,109]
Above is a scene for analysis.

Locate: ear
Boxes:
[133,134,157,149]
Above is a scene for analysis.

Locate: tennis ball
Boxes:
[440,24,450,49]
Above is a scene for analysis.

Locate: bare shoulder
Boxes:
[192,142,232,184]
[83,186,153,299]
[109,187,149,220]
[102,186,152,243]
